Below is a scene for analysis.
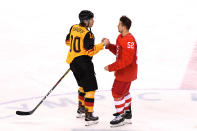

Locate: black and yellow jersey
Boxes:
[65,24,104,64]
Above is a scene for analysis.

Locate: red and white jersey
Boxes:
[106,33,137,82]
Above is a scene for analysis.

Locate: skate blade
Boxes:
[85,120,99,126]
[76,113,85,118]
[124,119,132,124]
[110,122,125,128]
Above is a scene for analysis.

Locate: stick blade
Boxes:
[16,111,32,116]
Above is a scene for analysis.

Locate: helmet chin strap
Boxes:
[87,19,91,32]
[87,19,90,27]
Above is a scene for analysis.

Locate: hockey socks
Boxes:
[78,87,85,106]
[124,93,132,111]
[114,97,125,114]
[77,87,85,118]
[84,91,95,113]
[78,88,96,113]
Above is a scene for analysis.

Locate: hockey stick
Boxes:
[16,68,71,116]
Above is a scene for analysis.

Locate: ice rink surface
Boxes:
[0,90,197,131]
[0,0,197,130]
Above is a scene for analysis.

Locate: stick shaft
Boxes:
[32,68,70,113]
[16,68,70,115]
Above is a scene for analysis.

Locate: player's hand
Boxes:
[102,38,110,46]
[104,66,109,71]
[102,38,107,42]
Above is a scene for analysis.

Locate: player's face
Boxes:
[89,18,94,27]
[118,21,123,33]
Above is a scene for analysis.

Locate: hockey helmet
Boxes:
[79,10,94,23]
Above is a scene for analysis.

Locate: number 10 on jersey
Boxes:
[70,35,81,53]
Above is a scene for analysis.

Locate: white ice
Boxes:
[0,0,197,131]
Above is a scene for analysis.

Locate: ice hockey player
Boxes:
[65,10,108,126]
[103,16,138,127]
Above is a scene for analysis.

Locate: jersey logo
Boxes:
[90,33,94,39]
[127,42,135,49]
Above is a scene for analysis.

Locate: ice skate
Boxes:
[76,106,86,118]
[85,112,99,126]
[110,114,125,127]
[123,110,132,124]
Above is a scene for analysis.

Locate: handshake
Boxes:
[102,38,110,46]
